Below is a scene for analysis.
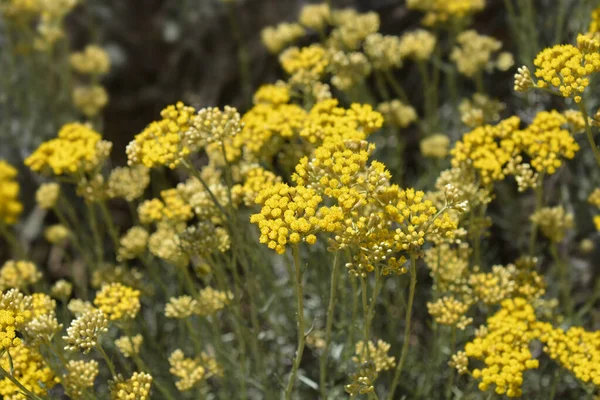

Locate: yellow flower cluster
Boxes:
[35,182,60,210]
[420,134,450,159]
[532,43,600,103]
[377,100,417,128]
[110,372,153,400]
[26,123,110,176]
[0,161,23,225]
[44,224,70,244]
[465,298,540,397]
[63,309,108,353]
[329,50,371,91]
[280,44,329,82]
[63,359,99,398]
[0,260,41,290]
[329,9,380,50]
[511,111,579,174]
[232,166,282,207]
[94,283,141,321]
[196,287,232,317]
[427,296,472,329]
[406,0,485,26]
[459,93,506,128]
[0,342,58,399]
[398,29,437,61]
[299,3,330,31]
[539,325,600,386]
[70,45,111,76]
[168,349,221,392]
[590,7,600,34]
[115,334,143,358]
[253,83,290,105]
[126,102,196,169]
[530,206,573,243]
[0,289,32,351]
[261,22,305,54]
[107,165,150,201]
[250,183,323,254]
[363,33,403,70]
[73,84,109,117]
[346,340,395,395]
[186,106,242,152]
[450,30,504,78]
[451,112,578,185]
[117,226,149,261]
[138,188,193,225]
[300,99,383,145]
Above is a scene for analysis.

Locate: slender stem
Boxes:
[226,2,252,105]
[98,200,120,250]
[0,223,26,260]
[97,344,118,379]
[366,265,383,340]
[550,243,572,319]
[387,254,418,400]
[319,251,340,399]
[180,160,228,218]
[529,176,544,256]
[579,101,600,168]
[445,326,457,397]
[383,70,409,103]
[284,245,306,400]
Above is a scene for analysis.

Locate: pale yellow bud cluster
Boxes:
[107,165,150,201]
[450,30,503,78]
[50,279,73,300]
[118,226,149,261]
[44,224,70,244]
[299,3,330,31]
[36,182,60,210]
[93,283,141,321]
[168,349,206,391]
[63,309,108,353]
[427,296,472,329]
[530,206,573,243]
[377,100,417,128]
[115,334,143,358]
[0,260,41,290]
[363,33,403,70]
[398,29,437,61]
[110,372,153,400]
[63,359,99,398]
[329,50,371,91]
[70,45,111,76]
[73,84,109,117]
[420,134,450,159]
[261,22,305,54]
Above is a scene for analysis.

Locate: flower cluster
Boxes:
[26,123,111,176]
[0,161,23,225]
[93,283,141,321]
[406,0,485,26]
[0,260,41,290]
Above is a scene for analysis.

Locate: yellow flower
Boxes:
[532,42,600,103]
[280,44,329,80]
[530,206,573,243]
[93,283,141,321]
[0,289,33,351]
[406,0,485,27]
[115,334,143,358]
[363,33,403,70]
[398,29,437,61]
[420,134,450,159]
[63,360,99,398]
[261,22,305,54]
[107,165,150,201]
[464,298,540,398]
[70,44,111,75]
[450,30,502,78]
[377,100,417,128]
[73,84,109,117]
[126,102,196,169]
[250,183,323,254]
[0,260,41,291]
[0,342,58,399]
[63,309,108,353]
[299,3,330,31]
[26,123,110,176]
[427,296,472,329]
[110,372,152,400]
[0,161,23,225]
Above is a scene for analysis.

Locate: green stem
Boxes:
[383,70,409,103]
[550,243,573,319]
[529,176,544,256]
[98,200,120,250]
[97,344,118,379]
[284,245,306,400]
[319,251,340,399]
[387,254,417,400]
[0,222,26,260]
[579,101,600,168]
[445,326,457,397]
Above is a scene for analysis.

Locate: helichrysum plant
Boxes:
[2,1,600,399]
